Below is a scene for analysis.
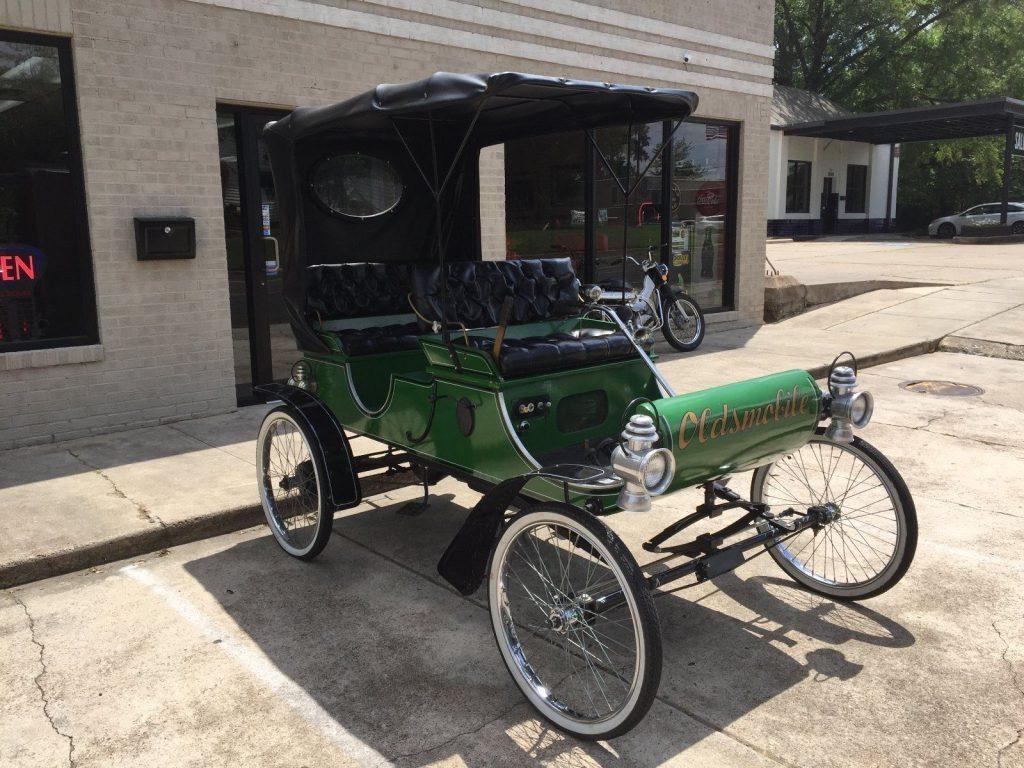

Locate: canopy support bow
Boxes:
[391,103,485,369]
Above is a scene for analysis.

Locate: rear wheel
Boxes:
[751,430,917,600]
[1012,220,1024,235]
[661,290,705,352]
[937,222,956,238]
[257,406,333,559]
[488,504,661,740]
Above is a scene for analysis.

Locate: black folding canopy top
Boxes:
[262,72,699,352]
[782,97,1024,144]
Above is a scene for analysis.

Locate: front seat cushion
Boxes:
[462,331,638,377]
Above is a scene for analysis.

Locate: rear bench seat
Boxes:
[307,257,638,376]
[307,262,421,355]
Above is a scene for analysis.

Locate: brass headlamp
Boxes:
[825,365,873,443]
[611,414,676,512]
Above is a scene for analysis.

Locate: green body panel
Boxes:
[303,321,820,509]
[306,317,658,506]
[638,369,821,491]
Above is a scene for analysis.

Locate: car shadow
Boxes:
[183,491,914,767]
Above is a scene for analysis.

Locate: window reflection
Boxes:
[504,132,584,274]
[668,122,731,309]
[502,119,735,312]
[593,122,664,289]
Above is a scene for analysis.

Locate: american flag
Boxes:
[705,124,729,140]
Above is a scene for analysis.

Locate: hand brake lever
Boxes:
[492,296,515,363]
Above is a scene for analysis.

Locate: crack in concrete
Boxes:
[994,620,1024,768]
[916,493,1024,521]
[66,448,166,529]
[391,701,527,761]
[11,592,76,767]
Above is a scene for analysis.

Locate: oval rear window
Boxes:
[310,154,403,218]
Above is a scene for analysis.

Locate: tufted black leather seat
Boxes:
[409,257,584,327]
[410,257,638,377]
[461,331,637,377]
[308,262,414,320]
[307,262,421,355]
[308,257,637,373]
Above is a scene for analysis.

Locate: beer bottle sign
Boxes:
[701,227,715,279]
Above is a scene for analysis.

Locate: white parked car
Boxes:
[928,202,1024,237]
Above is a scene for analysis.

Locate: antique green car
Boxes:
[256,72,917,740]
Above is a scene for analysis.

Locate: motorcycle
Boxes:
[587,245,706,352]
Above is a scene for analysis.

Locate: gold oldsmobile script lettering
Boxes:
[678,386,810,449]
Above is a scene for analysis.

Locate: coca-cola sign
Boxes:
[695,183,725,216]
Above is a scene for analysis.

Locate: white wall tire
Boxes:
[257,406,334,560]
[488,504,661,740]
[751,431,917,600]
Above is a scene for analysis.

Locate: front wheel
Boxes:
[751,429,917,600]
[1012,220,1024,236]
[937,222,956,239]
[660,290,705,352]
[257,406,334,559]
[488,504,662,740]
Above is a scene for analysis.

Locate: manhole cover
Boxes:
[898,380,984,397]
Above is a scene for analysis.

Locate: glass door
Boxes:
[217,105,293,404]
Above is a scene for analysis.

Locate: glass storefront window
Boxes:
[504,131,585,274]
[667,121,732,310]
[0,33,95,352]
[593,122,665,288]
[503,119,736,312]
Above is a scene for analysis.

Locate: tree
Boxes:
[775,0,1024,227]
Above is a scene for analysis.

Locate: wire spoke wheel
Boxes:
[489,506,661,740]
[752,431,917,600]
[662,293,705,351]
[257,407,332,559]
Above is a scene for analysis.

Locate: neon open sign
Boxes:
[0,246,45,290]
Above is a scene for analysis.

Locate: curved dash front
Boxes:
[640,370,822,491]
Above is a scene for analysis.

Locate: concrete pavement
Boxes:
[657,273,1024,392]
[0,408,270,587]
[763,236,1024,321]
[2,351,1023,767]
[766,235,1024,288]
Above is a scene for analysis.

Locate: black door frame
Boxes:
[219,104,289,405]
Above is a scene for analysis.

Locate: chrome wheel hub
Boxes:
[547,601,585,635]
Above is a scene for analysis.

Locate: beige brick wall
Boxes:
[0,0,772,448]
[479,145,507,261]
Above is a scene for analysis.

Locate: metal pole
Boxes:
[884,143,895,232]
[660,120,673,267]
[584,133,595,284]
[588,304,675,397]
[1002,119,1013,227]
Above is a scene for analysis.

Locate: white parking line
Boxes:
[120,564,394,768]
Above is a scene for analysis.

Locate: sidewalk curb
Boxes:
[0,504,264,590]
[806,338,942,379]
[938,335,1024,361]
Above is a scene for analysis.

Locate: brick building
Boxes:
[0,0,774,449]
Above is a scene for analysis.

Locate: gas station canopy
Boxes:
[783,96,1024,144]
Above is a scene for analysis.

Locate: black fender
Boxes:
[437,464,615,595]
[437,474,536,595]
[255,383,361,511]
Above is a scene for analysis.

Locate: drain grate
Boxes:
[899,380,984,397]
